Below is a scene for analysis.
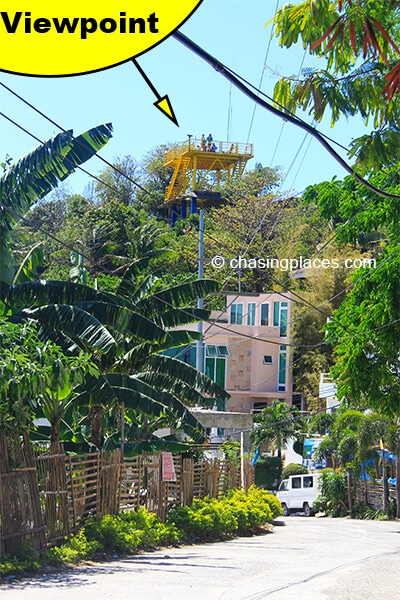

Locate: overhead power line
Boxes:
[1,80,397,357]
[173,31,400,201]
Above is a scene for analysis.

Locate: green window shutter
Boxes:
[279,351,286,385]
[215,358,226,388]
[205,357,214,380]
[273,301,280,326]
[280,307,288,337]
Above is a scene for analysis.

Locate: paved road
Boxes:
[2,516,400,599]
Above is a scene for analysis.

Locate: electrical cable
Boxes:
[173,30,400,200]
[0,80,157,201]
[246,0,280,145]
[1,86,397,354]
[1,88,397,415]
[3,101,392,346]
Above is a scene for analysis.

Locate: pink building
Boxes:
[170,292,295,413]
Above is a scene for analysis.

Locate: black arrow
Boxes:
[132,58,179,126]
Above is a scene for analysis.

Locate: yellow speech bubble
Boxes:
[0,1,202,76]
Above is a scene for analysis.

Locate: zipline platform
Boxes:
[163,137,253,204]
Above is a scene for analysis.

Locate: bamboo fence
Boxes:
[1,445,254,553]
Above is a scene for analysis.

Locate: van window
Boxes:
[291,477,301,489]
[279,480,288,491]
[303,476,314,488]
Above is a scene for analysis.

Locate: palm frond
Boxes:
[149,354,230,400]
[0,125,113,221]
[135,280,220,316]
[20,304,116,353]
[72,301,167,342]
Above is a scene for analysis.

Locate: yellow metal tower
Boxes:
[163,137,253,213]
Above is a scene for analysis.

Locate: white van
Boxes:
[277,473,320,517]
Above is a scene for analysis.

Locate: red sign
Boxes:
[162,452,176,482]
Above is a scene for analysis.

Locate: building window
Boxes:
[230,303,243,324]
[205,345,229,388]
[278,345,287,392]
[162,344,196,367]
[253,401,268,412]
[260,303,269,326]
[247,302,256,325]
[273,301,288,337]
[263,355,274,365]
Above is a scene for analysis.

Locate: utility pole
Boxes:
[196,208,204,375]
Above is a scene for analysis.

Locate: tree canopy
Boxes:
[270,0,399,172]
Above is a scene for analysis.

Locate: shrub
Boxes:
[225,488,272,530]
[82,515,142,555]
[47,529,101,565]
[168,498,238,538]
[245,485,283,520]
[167,486,282,538]
[313,469,348,517]
[119,508,179,546]
[0,542,43,575]
[254,456,282,490]
[281,463,308,480]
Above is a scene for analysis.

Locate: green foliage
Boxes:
[220,438,241,467]
[46,530,101,564]
[351,502,388,521]
[281,463,309,480]
[1,490,281,577]
[118,508,180,546]
[326,249,400,415]
[47,510,179,563]
[254,456,282,490]
[313,469,348,517]
[0,124,113,286]
[168,498,238,538]
[251,401,303,458]
[83,515,144,554]
[167,486,282,538]
[270,0,399,171]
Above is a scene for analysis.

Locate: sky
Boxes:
[0,0,368,199]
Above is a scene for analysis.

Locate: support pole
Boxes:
[196,208,204,374]
[240,431,245,489]
[120,402,125,464]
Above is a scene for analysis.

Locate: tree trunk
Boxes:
[50,418,61,454]
[382,451,388,513]
[347,470,353,513]
[89,405,104,449]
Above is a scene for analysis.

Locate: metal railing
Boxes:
[165,139,253,163]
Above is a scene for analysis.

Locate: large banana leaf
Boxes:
[74,372,206,443]
[123,439,191,456]
[135,370,212,406]
[0,124,113,223]
[20,304,116,353]
[111,385,205,443]
[134,280,221,317]
[0,124,112,286]
[12,242,43,284]
[3,281,166,342]
[4,280,118,309]
[155,307,210,328]
[149,354,230,401]
[72,301,167,342]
